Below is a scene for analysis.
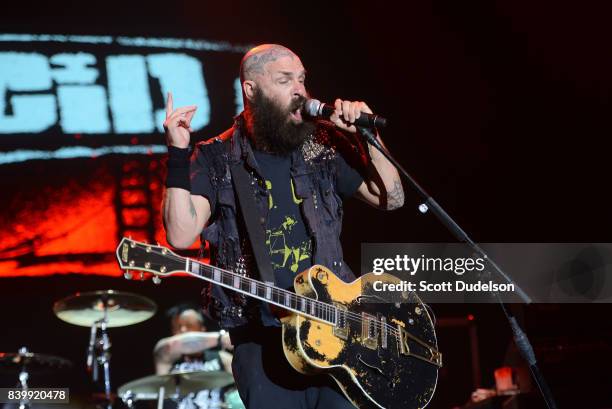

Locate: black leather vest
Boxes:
[192,117,359,328]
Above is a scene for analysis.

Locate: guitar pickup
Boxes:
[333,303,348,340]
[362,313,378,350]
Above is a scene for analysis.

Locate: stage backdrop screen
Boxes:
[0,33,250,277]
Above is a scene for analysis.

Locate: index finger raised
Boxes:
[165,92,174,118]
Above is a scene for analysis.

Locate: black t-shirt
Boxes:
[192,146,363,325]
[254,150,312,290]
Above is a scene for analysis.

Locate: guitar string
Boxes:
[133,245,354,324]
[195,258,404,337]
[192,263,403,340]
[131,244,437,340]
[139,246,407,339]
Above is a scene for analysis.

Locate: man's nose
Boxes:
[292,80,306,96]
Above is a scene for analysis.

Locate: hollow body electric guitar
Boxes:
[116,238,442,409]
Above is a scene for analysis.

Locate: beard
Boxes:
[245,89,316,155]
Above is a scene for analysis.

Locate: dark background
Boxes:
[1,1,612,408]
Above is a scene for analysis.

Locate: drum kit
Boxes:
[1,290,243,409]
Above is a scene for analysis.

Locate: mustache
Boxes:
[288,95,307,113]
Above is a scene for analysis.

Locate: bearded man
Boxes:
[162,44,404,409]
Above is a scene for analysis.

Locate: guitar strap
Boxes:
[230,162,276,285]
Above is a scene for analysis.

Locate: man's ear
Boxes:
[243,80,256,101]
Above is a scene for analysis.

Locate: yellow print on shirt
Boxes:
[267,179,303,209]
[265,179,311,273]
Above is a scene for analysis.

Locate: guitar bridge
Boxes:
[380,315,388,349]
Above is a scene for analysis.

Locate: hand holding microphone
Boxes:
[304,98,387,132]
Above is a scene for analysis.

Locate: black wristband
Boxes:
[167,146,191,168]
[166,146,191,191]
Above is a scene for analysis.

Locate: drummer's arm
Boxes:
[155,361,172,375]
[153,340,181,375]
[219,350,233,375]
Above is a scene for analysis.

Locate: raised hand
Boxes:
[163,92,197,148]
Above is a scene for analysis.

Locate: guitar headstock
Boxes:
[115,237,186,282]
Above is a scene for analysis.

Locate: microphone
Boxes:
[304,98,387,128]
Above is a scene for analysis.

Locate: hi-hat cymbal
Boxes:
[118,371,235,399]
[53,290,156,328]
[0,351,72,372]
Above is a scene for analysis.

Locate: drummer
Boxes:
[154,304,233,408]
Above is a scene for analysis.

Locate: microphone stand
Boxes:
[357,126,557,409]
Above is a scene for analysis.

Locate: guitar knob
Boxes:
[139,272,145,281]
[124,271,133,280]
[152,276,162,285]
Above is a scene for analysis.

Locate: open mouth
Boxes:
[289,107,303,121]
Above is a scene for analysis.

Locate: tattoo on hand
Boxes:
[387,180,405,210]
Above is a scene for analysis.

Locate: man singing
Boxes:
[162,44,403,409]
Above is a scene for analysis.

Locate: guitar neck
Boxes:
[180,256,339,326]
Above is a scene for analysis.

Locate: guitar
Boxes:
[115,237,442,409]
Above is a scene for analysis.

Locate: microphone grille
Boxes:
[304,99,321,117]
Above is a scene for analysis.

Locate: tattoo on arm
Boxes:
[386,180,405,210]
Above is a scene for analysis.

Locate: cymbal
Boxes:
[0,351,72,371]
[118,371,235,398]
[154,332,223,361]
[53,290,156,328]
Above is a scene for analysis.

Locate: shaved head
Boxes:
[240,44,299,82]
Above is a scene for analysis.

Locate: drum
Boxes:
[223,388,245,409]
[118,371,244,409]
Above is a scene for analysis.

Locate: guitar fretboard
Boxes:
[186,259,342,325]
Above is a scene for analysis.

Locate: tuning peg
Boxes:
[152,276,162,285]
[124,271,133,280]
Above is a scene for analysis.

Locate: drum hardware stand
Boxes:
[156,386,165,409]
[54,290,156,409]
[87,299,113,409]
[122,391,135,409]
[358,126,558,409]
[16,347,30,409]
